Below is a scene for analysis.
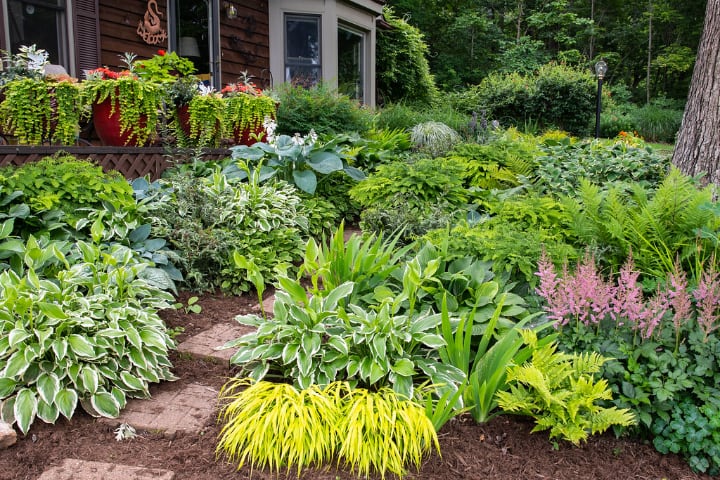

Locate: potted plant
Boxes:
[81,53,164,146]
[0,45,82,145]
[221,73,277,145]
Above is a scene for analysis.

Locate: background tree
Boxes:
[672,0,720,184]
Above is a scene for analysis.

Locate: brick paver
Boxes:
[108,383,218,435]
[177,323,255,362]
[36,458,174,480]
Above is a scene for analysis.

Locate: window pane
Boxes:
[338,26,363,101]
[285,15,320,67]
[173,0,211,78]
[8,0,65,65]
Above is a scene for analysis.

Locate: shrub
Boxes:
[409,121,461,157]
[376,7,439,105]
[630,102,682,143]
[273,82,372,137]
[147,169,308,293]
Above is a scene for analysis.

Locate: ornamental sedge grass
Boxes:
[216,378,339,475]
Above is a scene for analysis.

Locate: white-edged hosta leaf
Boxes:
[14,388,37,434]
[110,387,127,409]
[36,372,60,404]
[139,329,167,349]
[55,388,78,420]
[0,377,17,398]
[419,333,446,349]
[36,398,60,424]
[37,302,68,320]
[391,358,416,376]
[68,334,95,358]
[8,328,31,347]
[0,397,16,424]
[119,371,145,392]
[125,327,142,350]
[3,349,30,378]
[128,348,148,369]
[51,338,68,361]
[90,391,120,418]
[80,367,99,394]
[136,367,160,383]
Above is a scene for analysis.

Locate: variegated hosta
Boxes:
[222,275,465,399]
[0,238,176,434]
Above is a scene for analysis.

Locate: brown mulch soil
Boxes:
[1,291,712,480]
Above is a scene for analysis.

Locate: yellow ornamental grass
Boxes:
[216,379,440,478]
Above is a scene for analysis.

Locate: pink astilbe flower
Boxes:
[667,261,692,333]
[536,250,559,300]
[693,260,720,339]
[612,252,645,329]
[639,287,670,339]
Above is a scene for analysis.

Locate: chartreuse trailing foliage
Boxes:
[216,379,438,479]
[495,330,636,445]
[0,233,176,434]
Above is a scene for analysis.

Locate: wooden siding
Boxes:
[95,0,270,86]
[0,145,231,180]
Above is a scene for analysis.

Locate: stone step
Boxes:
[177,322,255,363]
[104,383,218,436]
[0,420,16,449]
[37,458,174,480]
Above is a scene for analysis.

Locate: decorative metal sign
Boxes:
[137,0,168,45]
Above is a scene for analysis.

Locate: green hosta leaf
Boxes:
[8,328,31,347]
[307,151,343,174]
[0,218,14,238]
[419,333,446,349]
[4,349,30,378]
[68,334,95,358]
[282,342,300,364]
[91,391,120,418]
[371,336,386,359]
[293,169,317,194]
[111,387,127,409]
[139,329,168,350]
[128,223,152,243]
[0,397,16,424]
[37,302,68,321]
[80,367,100,394]
[0,238,25,259]
[277,276,308,305]
[369,361,386,385]
[297,350,312,377]
[119,371,146,392]
[137,367,160,383]
[14,388,37,434]
[301,333,321,356]
[55,388,78,420]
[36,398,60,424]
[323,282,354,310]
[410,314,442,334]
[326,336,348,356]
[391,358,416,376]
[125,326,142,350]
[0,377,17,398]
[51,338,68,361]
[36,372,60,405]
[343,166,366,181]
[128,348,148,369]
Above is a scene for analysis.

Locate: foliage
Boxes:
[336,129,412,172]
[373,102,468,135]
[81,55,163,146]
[376,7,439,105]
[560,168,718,278]
[0,235,176,434]
[297,194,341,240]
[217,379,439,479]
[409,122,461,157]
[273,82,372,137]
[444,141,538,190]
[180,89,225,148]
[0,77,82,145]
[496,330,636,445]
[221,78,277,137]
[299,222,410,307]
[359,202,459,247]
[146,169,307,293]
[229,130,365,195]
[0,45,48,87]
[0,155,135,224]
[134,49,196,83]
[533,138,670,196]
[630,101,683,143]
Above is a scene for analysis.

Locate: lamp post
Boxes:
[594,60,608,139]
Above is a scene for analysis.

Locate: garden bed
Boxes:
[1,291,710,480]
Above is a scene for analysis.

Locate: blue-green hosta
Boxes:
[0,236,176,434]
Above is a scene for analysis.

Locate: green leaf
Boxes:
[128,224,152,243]
[419,333,446,349]
[391,358,416,376]
[293,169,317,194]
[323,282,354,310]
[51,338,68,361]
[297,350,312,377]
[0,397,16,424]
[277,276,308,305]
[55,388,78,420]
[80,367,99,394]
[119,371,146,392]
[343,166,366,181]
[0,218,14,239]
[8,328,31,347]
[38,302,68,321]
[3,349,30,378]
[14,388,38,434]
[91,391,120,418]
[307,151,343,174]
[68,334,95,358]
[36,372,60,405]
[0,377,17,398]
[36,398,60,424]
[301,333,322,356]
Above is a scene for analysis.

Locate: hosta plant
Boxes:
[216,379,439,479]
[0,237,176,433]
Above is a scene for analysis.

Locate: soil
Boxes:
[0,291,712,480]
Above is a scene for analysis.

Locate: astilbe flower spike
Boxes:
[693,257,720,339]
[612,252,646,329]
[667,260,692,332]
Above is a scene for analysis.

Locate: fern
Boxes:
[496,330,636,445]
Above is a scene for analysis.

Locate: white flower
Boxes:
[197,83,215,96]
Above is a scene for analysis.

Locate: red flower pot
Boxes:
[233,124,266,146]
[92,96,149,146]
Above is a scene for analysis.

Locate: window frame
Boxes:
[283,13,322,86]
[3,0,70,68]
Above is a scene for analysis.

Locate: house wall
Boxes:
[96,0,269,86]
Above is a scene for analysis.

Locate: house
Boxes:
[0,0,384,106]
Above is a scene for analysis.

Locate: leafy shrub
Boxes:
[217,379,439,478]
[376,7,438,105]
[630,102,682,143]
[409,121,461,157]
[445,141,537,190]
[471,71,534,127]
[496,330,636,445]
[533,138,670,196]
[273,82,372,137]
[0,235,175,433]
[360,202,459,246]
[147,170,308,293]
[0,155,136,223]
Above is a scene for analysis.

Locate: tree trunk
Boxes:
[672,0,720,186]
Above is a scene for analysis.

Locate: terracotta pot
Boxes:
[233,124,266,146]
[176,104,192,138]
[92,96,148,146]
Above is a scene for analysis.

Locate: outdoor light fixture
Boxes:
[594,60,608,139]
[224,2,238,19]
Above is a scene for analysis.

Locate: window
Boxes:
[5,0,68,66]
[171,0,215,85]
[284,14,320,87]
[338,25,364,102]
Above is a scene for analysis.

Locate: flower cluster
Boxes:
[85,67,134,81]
[221,81,263,97]
[535,251,707,340]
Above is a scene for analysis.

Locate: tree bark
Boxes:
[672,0,720,185]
